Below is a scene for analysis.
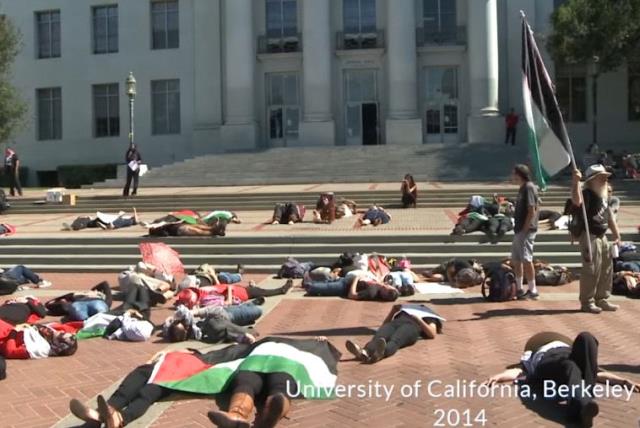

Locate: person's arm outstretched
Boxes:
[382,304,402,324]
[597,371,640,391]
[482,368,524,386]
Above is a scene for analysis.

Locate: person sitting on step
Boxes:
[401,174,418,208]
[346,303,444,364]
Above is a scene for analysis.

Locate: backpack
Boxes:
[481,267,517,302]
[0,190,9,213]
[0,276,19,295]
[563,198,583,241]
[277,258,311,279]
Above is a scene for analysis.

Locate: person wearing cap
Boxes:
[571,165,621,314]
[483,331,640,427]
[511,164,540,300]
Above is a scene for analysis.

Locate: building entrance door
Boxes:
[344,69,379,145]
[266,73,300,147]
[424,66,459,143]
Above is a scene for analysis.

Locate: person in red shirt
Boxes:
[505,108,519,146]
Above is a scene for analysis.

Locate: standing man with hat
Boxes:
[571,164,621,313]
[4,148,22,197]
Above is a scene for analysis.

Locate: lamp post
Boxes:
[126,72,137,146]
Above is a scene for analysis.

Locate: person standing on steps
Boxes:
[123,142,142,197]
[570,165,621,314]
[505,108,519,146]
[4,148,22,197]
[511,164,540,300]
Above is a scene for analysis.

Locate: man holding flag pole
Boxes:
[520,12,619,313]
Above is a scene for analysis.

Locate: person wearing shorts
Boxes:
[511,164,540,300]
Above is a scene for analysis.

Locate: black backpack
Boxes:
[0,276,19,295]
[482,267,517,302]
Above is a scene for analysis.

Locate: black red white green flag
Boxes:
[148,337,341,399]
[521,15,572,189]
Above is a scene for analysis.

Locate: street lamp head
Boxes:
[126,72,137,98]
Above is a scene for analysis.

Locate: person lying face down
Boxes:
[483,331,640,427]
[68,336,341,428]
[346,303,444,364]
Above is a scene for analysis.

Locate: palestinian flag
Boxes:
[521,16,572,189]
[148,337,341,399]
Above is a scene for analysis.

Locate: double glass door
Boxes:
[344,69,379,145]
[424,66,459,143]
[266,73,300,147]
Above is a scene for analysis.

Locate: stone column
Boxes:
[467,0,503,143]
[221,0,257,149]
[298,0,335,146]
[386,0,422,144]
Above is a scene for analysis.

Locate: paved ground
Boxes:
[1,272,639,428]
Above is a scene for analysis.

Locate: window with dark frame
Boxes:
[93,5,118,54]
[556,74,587,123]
[151,79,181,135]
[93,83,120,138]
[629,61,640,121]
[37,87,62,140]
[151,0,179,49]
[343,0,376,34]
[36,10,61,59]
[422,0,457,42]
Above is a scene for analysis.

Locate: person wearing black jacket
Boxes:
[123,143,142,197]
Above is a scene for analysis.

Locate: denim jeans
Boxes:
[306,278,347,296]
[225,303,262,326]
[218,272,242,284]
[69,299,110,321]
[4,265,41,285]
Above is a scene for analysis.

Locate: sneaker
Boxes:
[62,223,72,231]
[519,290,539,301]
[367,338,386,364]
[37,280,52,288]
[596,300,619,312]
[581,303,603,314]
[345,340,368,362]
[516,290,528,300]
[252,297,266,306]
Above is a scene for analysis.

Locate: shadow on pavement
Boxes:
[428,297,487,305]
[599,364,640,375]
[271,326,376,337]
[458,308,582,321]
[520,394,574,428]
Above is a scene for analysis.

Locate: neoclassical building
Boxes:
[3,0,639,180]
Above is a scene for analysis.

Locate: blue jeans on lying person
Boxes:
[68,299,110,321]
[217,272,242,284]
[305,278,347,296]
[4,265,41,285]
[225,303,262,326]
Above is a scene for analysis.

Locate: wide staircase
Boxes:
[94,144,530,187]
[3,183,639,272]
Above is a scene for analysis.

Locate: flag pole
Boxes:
[519,11,593,262]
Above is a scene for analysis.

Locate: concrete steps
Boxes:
[3,231,637,273]
[93,144,531,187]
[8,186,640,214]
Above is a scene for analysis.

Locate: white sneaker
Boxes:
[37,280,52,288]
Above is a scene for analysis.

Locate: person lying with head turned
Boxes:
[483,331,640,428]
[422,258,484,289]
[147,219,228,237]
[346,303,444,364]
[177,276,293,308]
[186,263,245,287]
[68,336,340,428]
[45,281,113,321]
[0,265,52,289]
[304,273,399,302]
[0,319,77,360]
[358,205,391,226]
[63,209,139,231]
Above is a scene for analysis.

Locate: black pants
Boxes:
[246,285,287,299]
[123,168,139,197]
[0,304,31,325]
[231,371,298,400]
[111,284,150,320]
[364,317,421,359]
[108,364,170,425]
[532,332,599,418]
[8,172,21,197]
[505,127,516,145]
[273,203,292,224]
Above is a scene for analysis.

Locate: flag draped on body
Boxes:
[521,16,572,189]
[147,337,341,399]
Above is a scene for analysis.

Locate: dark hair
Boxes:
[404,174,416,187]
[513,164,531,182]
[168,322,188,343]
[50,333,78,357]
[379,287,399,302]
[399,284,416,297]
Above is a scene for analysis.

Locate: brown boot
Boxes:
[207,392,254,428]
[254,393,290,428]
[96,395,124,428]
